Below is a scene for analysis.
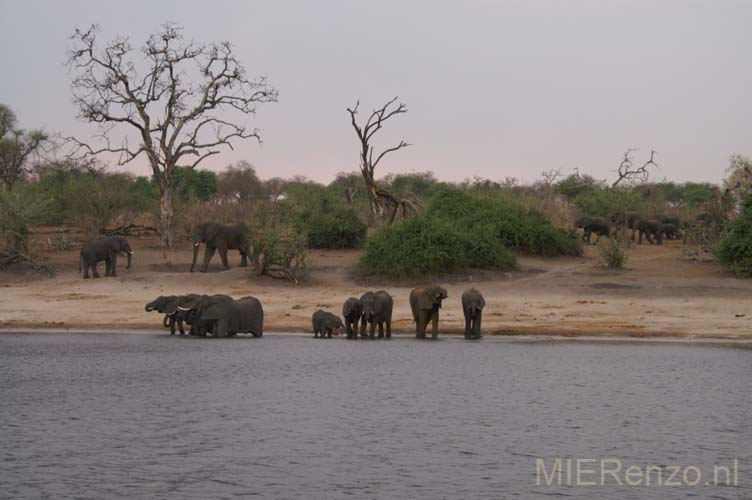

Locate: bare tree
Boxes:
[66,24,278,246]
[347,97,411,226]
[612,148,658,187]
[0,104,49,189]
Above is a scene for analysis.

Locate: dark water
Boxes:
[0,333,750,500]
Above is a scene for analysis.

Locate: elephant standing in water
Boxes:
[178,294,263,337]
[409,285,448,339]
[461,288,485,339]
[342,297,364,338]
[360,291,393,339]
[190,222,251,273]
[312,310,344,338]
[79,236,132,279]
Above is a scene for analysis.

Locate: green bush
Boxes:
[715,196,752,276]
[301,208,367,249]
[575,188,644,218]
[425,187,582,256]
[597,234,627,269]
[360,215,516,277]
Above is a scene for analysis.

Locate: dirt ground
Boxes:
[0,232,750,338]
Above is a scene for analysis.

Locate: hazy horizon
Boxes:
[1,1,750,185]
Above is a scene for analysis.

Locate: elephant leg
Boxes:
[360,318,368,337]
[415,315,422,338]
[239,249,248,267]
[169,316,176,335]
[110,254,117,277]
[369,321,376,339]
[104,258,111,276]
[215,318,229,337]
[385,318,391,338]
[91,262,100,279]
[586,231,592,245]
[353,320,359,338]
[83,261,90,279]
[377,322,384,338]
[463,311,471,339]
[431,311,439,339]
[219,246,230,269]
[473,311,482,338]
[202,246,216,272]
[177,317,185,336]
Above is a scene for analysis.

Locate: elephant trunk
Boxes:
[190,243,200,272]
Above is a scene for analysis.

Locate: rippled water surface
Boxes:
[1,333,750,499]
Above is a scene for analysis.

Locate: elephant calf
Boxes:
[79,236,132,279]
[312,310,344,338]
[360,291,393,339]
[342,297,364,339]
[461,288,485,339]
[410,285,448,339]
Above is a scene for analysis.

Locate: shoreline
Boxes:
[3,327,752,348]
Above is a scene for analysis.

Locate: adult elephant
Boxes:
[461,288,485,339]
[409,285,448,339]
[178,295,263,338]
[360,291,393,339]
[190,222,251,273]
[636,220,663,245]
[342,297,364,339]
[79,236,132,279]
[574,216,611,245]
[145,295,184,335]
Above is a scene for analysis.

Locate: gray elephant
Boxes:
[409,285,448,339]
[79,236,132,279]
[145,295,185,335]
[360,291,393,339]
[190,222,251,273]
[342,297,364,339]
[312,310,344,338]
[660,223,680,241]
[574,216,611,245]
[177,294,261,337]
[462,288,485,339]
[636,219,663,245]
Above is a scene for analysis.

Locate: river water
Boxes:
[0,333,749,499]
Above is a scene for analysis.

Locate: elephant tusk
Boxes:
[177,306,193,311]
[193,242,200,247]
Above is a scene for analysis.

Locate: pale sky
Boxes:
[1,0,750,184]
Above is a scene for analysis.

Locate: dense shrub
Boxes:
[0,185,51,268]
[425,187,582,256]
[715,195,752,276]
[574,188,644,218]
[597,233,627,269]
[300,208,367,249]
[360,215,516,277]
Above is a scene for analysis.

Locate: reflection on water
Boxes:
[0,333,750,499]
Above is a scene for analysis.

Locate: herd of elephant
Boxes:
[574,211,717,245]
[78,222,251,278]
[145,286,487,340]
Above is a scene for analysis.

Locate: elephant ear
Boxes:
[205,224,222,243]
[417,292,434,310]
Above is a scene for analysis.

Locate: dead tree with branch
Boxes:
[612,148,658,187]
[66,24,278,247]
[347,97,411,226]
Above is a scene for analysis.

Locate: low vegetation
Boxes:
[715,195,752,276]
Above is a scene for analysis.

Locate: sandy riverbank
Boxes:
[1,236,750,338]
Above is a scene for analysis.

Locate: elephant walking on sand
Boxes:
[190,222,251,273]
[79,236,132,279]
[462,288,485,339]
[410,285,448,339]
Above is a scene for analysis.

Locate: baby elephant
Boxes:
[342,297,364,339]
[461,288,486,339]
[312,310,344,339]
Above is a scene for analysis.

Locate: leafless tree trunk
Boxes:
[612,148,658,187]
[66,24,277,246]
[347,97,410,226]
